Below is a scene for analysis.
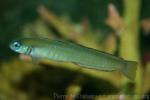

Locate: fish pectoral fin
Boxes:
[31,55,42,62]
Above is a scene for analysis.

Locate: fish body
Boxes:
[9,38,137,80]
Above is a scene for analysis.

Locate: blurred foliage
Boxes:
[0,0,150,100]
[0,0,123,60]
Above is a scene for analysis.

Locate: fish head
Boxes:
[9,39,32,55]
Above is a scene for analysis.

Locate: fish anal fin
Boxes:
[72,62,114,72]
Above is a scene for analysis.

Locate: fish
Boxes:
[9,37,137,80]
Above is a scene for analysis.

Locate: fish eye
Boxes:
[13,42,21,49]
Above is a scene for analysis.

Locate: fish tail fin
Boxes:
[121,60,137,80]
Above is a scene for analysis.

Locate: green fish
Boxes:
[9,38,137,80]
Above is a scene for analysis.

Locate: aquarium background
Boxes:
[0,0,150,100]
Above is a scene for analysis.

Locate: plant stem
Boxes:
[120,0,142,95]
